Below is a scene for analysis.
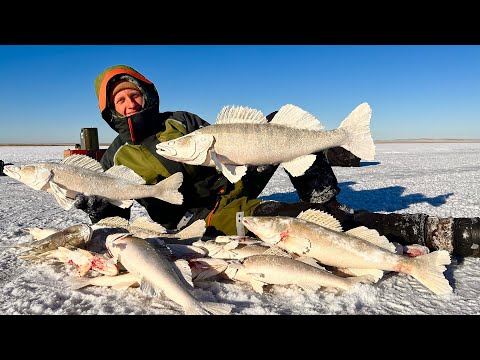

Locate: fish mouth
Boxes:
[3,165,20,180]
[156,145,177,157]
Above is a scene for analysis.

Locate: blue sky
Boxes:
[0,45,479,144]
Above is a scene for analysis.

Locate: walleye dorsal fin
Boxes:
[62,154,104,173]
[345,226,397,252]
[176,219,206,239]
[270,104,324,130]
[172,259,194,289]
[96,216,129,229]
[211,153,247,183]
[130,216,167,234]
[215,105,267,124]
[49,181,75,210]
[105,165,146,184]
[297,209,343,232]
[282,154,317,177]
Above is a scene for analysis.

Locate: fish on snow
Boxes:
[105,233,233,315]
[3,154,184,210]
[242,209,453,296]
[155,103,375,183]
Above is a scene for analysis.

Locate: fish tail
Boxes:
[154,172,184,205]
[337,102,375,161]
[408,250,453,296]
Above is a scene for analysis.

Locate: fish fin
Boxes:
[282,236,311,255]
[222,240,240,251]
[167,244,208,259]
[339,268,384,283]
[26,227,58,240]
[297,282,322,293]
[108,273,140,289]
[345,226,397,252]
[215,105,267,124]
[153,172,184,205]
[62,154,104,172]
[270,104,324,130]
[261,246,292,258]
[68,276,92,290]
[223,261,244,280]
[76,248,95,258]
[130,216,167,234]
[96,216,130,229]
[49,181,75,210]
[172,259,194,288]
[105,165,146,184]
[282,154,317,177]
[408,250,452,296]
[337,102,375,161]
[211,153,247,183]
[297,209,343,232]
[177,219,206,239]
[345,274,380,286]
[295,256,325,269]
[139,278,163,297]
[190,258,229,282]
[76,263,92,277]
[109,199,134,209]
[249,278,267,294]
[198,301,234,315]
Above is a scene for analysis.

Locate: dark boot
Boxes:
[353,210,430,246]
[287,151,341,204]
[452,218,480,257]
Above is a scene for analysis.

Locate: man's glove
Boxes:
[73,194,111,222]
[73,194,130,223]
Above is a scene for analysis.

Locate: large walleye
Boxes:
[3,154,184,210]
[242,210,453,296]
[155,103,375,183]
[105,233,233,315]
[224,254,376,294]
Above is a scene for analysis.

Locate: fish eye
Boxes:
[167,141,174,146]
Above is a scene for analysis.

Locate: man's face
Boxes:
[113,89,144,116]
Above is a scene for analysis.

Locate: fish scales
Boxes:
[196,123,347,165]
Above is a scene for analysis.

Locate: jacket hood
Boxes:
[94,65,161,142]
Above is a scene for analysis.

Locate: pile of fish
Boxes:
[2,102,453,314]
[9,207,452,315]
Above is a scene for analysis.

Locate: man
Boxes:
[75,64,480,258]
